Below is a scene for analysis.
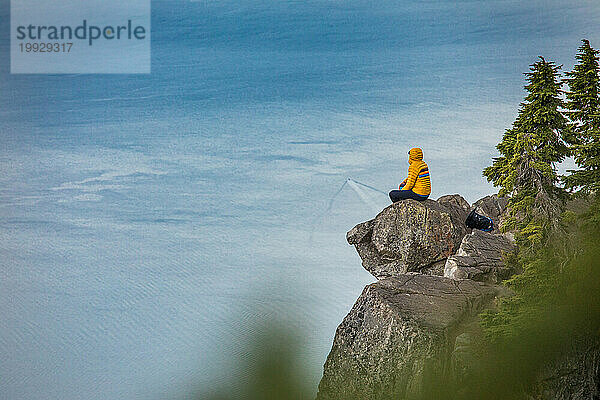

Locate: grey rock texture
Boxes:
[472,194,509,233]
[537,338,600,400]
[449,318,485,392]
[437,194,471,222]
[316,274,499,400]
[346,196,470,279]
[444,230,516,283]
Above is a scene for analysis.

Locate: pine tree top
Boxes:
[563,39,600,194]
[564,39,600,133]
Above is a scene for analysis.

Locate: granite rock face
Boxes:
[437,194,471,223]
[444,230,516,283]
[537,338,600,400]
[316,274,499,400]
[346,196,470,279]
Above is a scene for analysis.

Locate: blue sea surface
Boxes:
[1,1,599,399]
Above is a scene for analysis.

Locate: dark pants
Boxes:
[389,190,429,203]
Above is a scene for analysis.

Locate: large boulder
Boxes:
[346,196,470,279]
[316,274,499,400]
[444,230,516,284]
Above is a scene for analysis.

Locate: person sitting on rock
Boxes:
[389,147,431,203]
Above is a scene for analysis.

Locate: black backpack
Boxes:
[465,209,494,232]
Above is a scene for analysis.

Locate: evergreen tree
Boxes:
[563,39,600,194]
[483,57,569,246]
[478,50,600,395]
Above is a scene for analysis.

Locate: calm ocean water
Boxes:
[1,1,598,399]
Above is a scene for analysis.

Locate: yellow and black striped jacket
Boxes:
[400,148,431,196]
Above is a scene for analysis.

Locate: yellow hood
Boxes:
[408,148,423,164]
